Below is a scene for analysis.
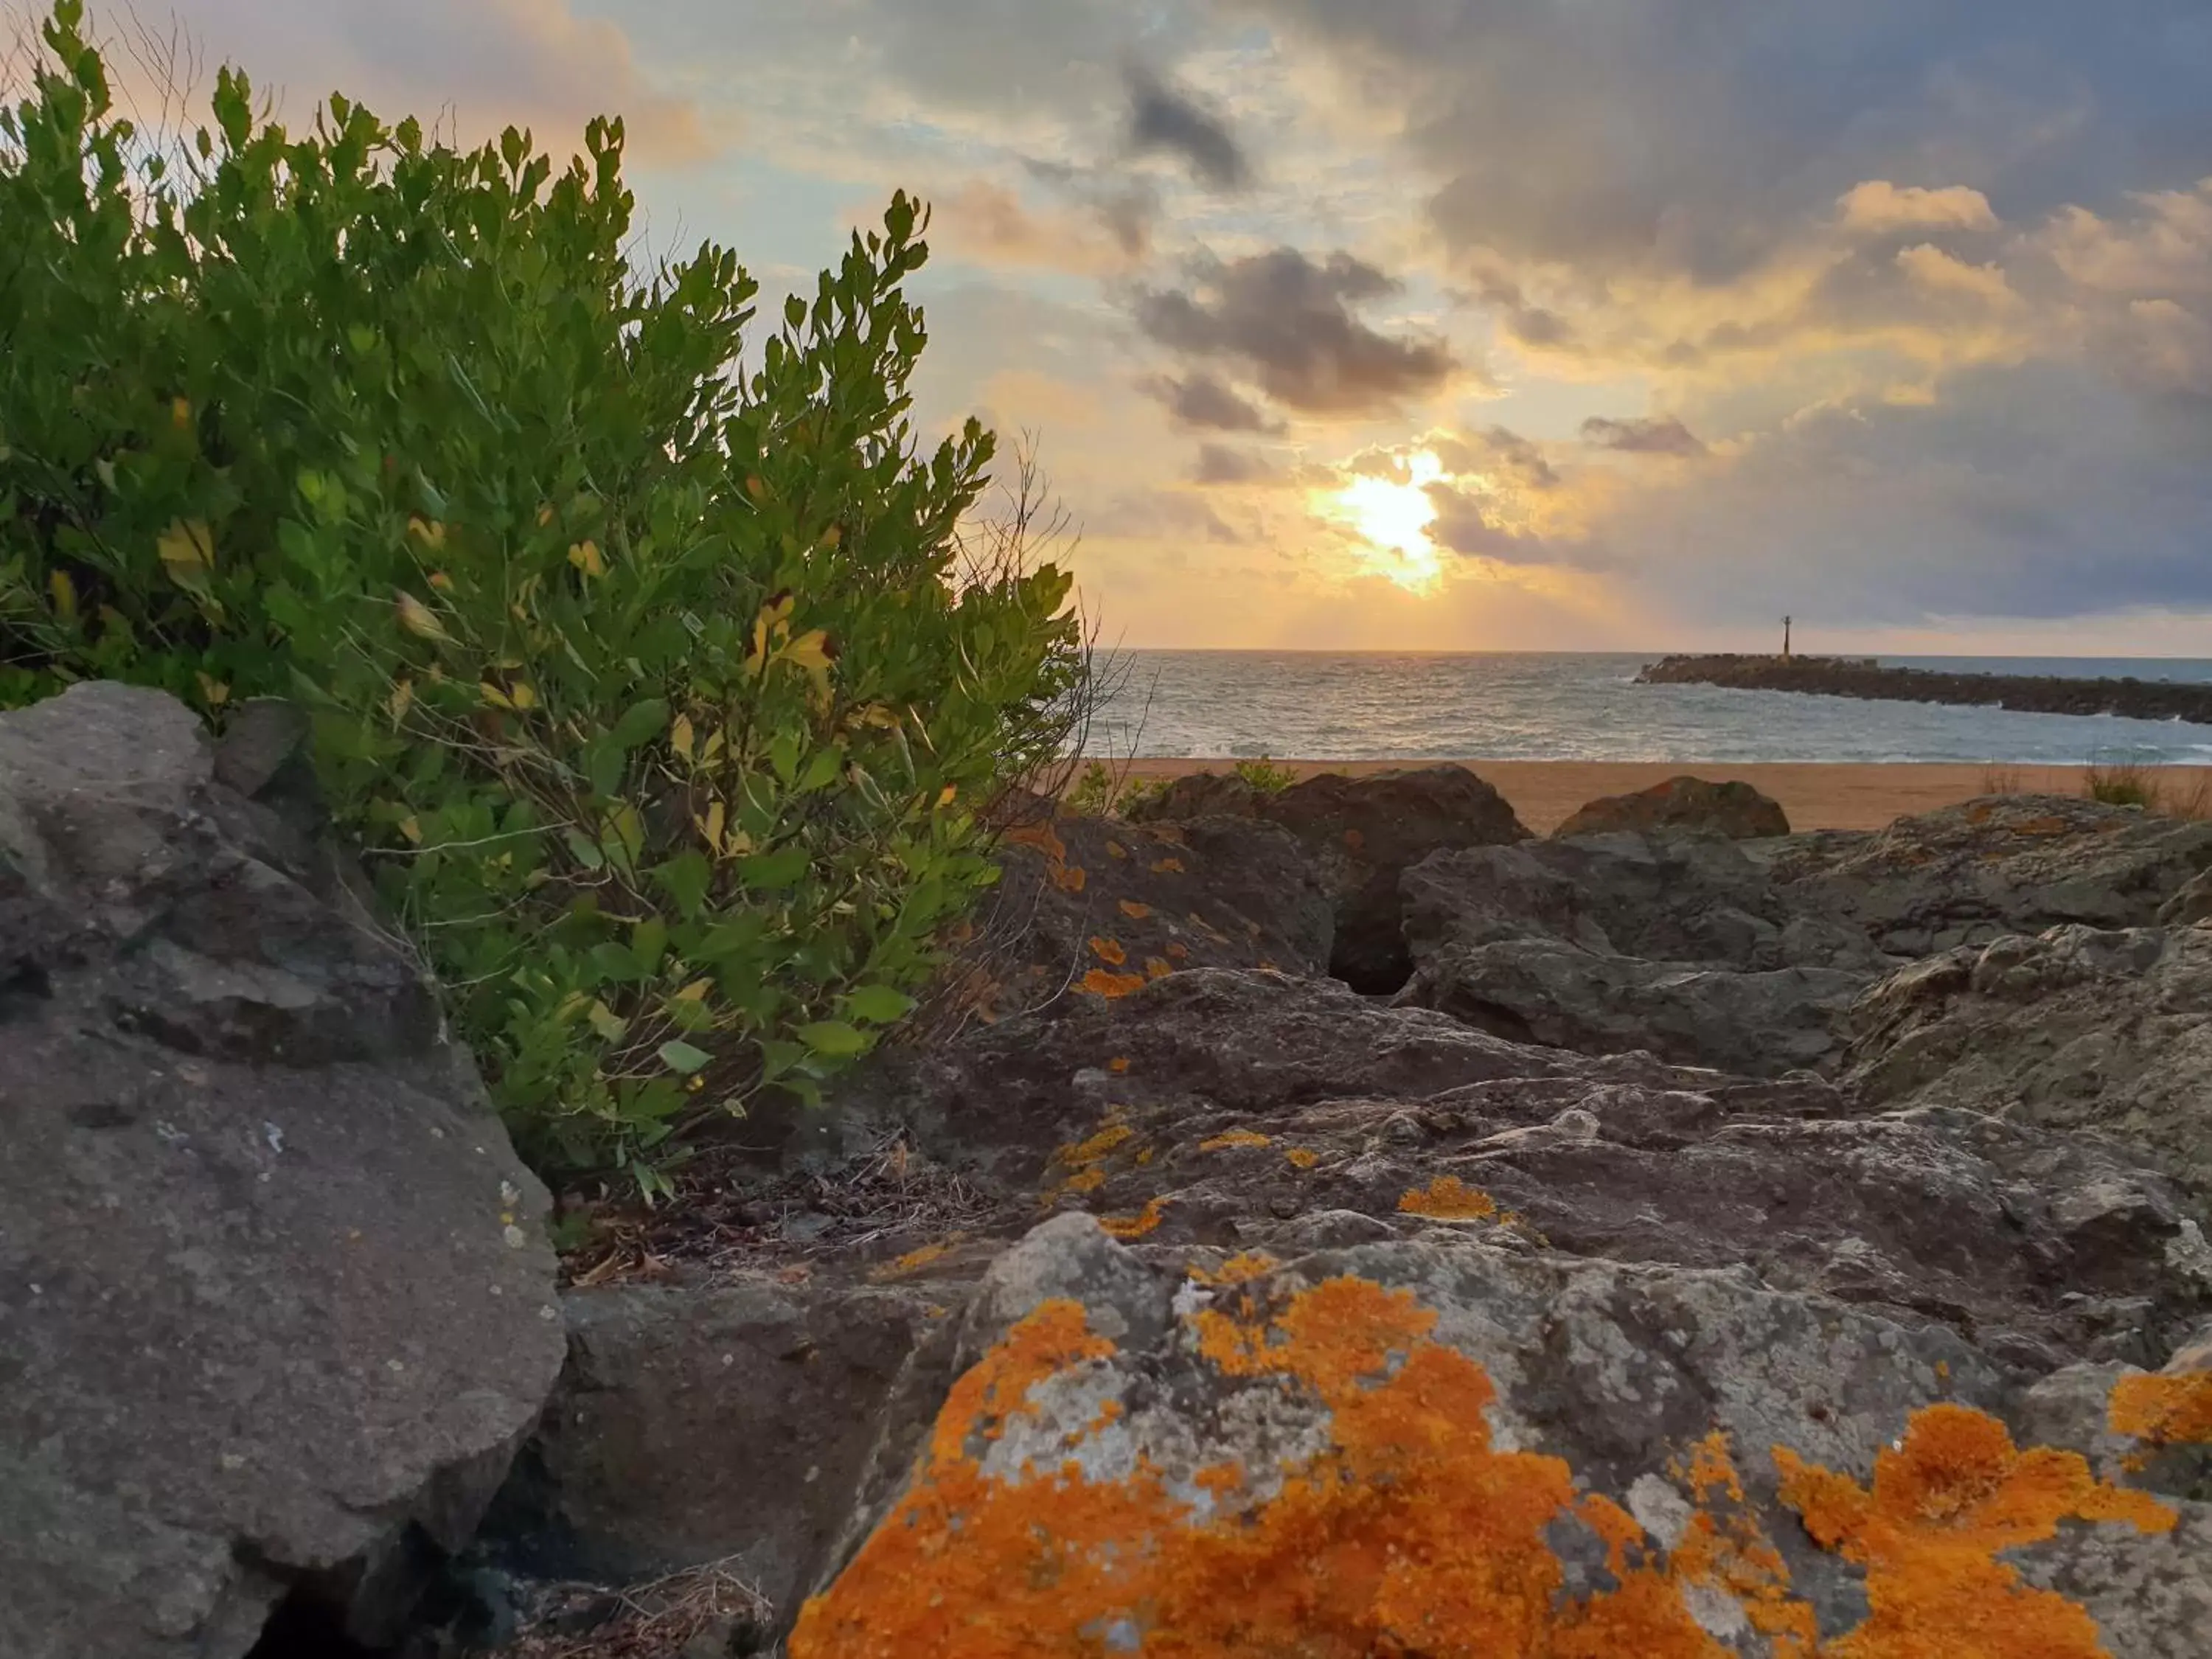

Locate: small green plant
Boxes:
[1065,759,1116,816]
[1232,755,1299,794]
[1116,773,1169,814]
[2084,759,2160,810]
[0,4,1082,1185]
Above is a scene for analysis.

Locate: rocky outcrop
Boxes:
[1554,773,1791,839]
[1770,795,2212,956]
[1843,923,2212,1188]
[1639,650,2212,725]
[790,1216,2212,1657]
[1130,765,1530,990]
[0,684,566,1659]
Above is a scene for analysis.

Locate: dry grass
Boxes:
[499,1557,772,1659]
[2081,758,2212,821]
[1978,765,2025,797]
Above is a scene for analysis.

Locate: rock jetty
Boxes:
[1639,652,2212,725]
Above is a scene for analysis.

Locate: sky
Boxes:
[27,0,2212,653]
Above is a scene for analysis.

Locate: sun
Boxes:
[1327,451,1447,591]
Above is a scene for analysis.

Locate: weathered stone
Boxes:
[2159,868,2212,928]
[0,683,564,1659]
[792,1218,2211,1656]
[1843,923,2212,1189]
[1554,774,1791,840]
[1397,937,1872,1076]
[1131,765,1531,991]
[1769,795,2212,956]
[486,1278,962,1617]
[1124,769,1265,822]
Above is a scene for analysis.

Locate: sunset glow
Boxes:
[1329,453,1447,592]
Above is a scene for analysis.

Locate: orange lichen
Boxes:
[1152,857,1186,874]
[797,1276,1736,1658]
[1079,968,1149,998]
[1088,935,1128,966]
[1284,1147,1321,1169]
[1199,1130,1273,1152]
[1397,1174,1501,1220]
[1774,1403,2176,1658]
[1107,1056,1131,1074]
[1052,862,1088,892]
[1119,899,1153,919]
[1099,1198,1169,1239]
[1186,1252,1281,1287]
[1144,956,1174,980]
[2108,1368,2212,1447]
[1166,942,1190,961]
[1045,1119,1135,1203]
[1105,839,1127,859]
[1004,822,1067,861]
[871,1239,961,1281]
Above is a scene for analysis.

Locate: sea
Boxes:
[1088,653,2212,765]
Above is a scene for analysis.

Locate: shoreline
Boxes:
[1110,758,2212,834]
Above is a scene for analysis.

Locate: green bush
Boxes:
[1232,755,1298,794]
[0,3,1082,1186]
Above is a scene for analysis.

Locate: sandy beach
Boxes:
[1117,759,2212,835]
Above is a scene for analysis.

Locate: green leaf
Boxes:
[796,1020,869,1059]
[656,1039,712,1075]
[843,984,915,1025]
[610,697,669,751]
[737,844,809,891]
[652,850,712,917]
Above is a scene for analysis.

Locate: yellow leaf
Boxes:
[47,569,76,622]
[394,590,450,641]
[818,524,842,549]
[701,798,727,853]
[673,978,712,1004]
[782,627,835,674]
[156,518,215,577]
[171,397,192,429]
[407,516,446,549]
[566,539,605,577]
[669,713,695,761]
[195,672,230,706]
[398,815,422,844]
[479,681,513,710]
[389,679,414,721]
[700,727,727,764]
[427,570,453,591]
[937,784,959,808]
[509,682,537,711]
[538,503,556,526]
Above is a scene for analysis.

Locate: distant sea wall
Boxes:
[1637,653,2212,726]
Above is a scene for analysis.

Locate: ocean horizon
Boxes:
[1090,651,2212,765]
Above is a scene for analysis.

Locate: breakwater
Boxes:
[1637,654,2212,726]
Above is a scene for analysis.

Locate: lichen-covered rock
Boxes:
[1132,765,1531,990]
[1555,774,1791,841]
[484,1277,965,1618]
[965,809,1335,1018]
[1123,768,1265,822]
[1397,937,1873,1077]
[0,684,565,1659]
[1768,795,2212,957]
[1843,923,2212,1189]
[790,1217,2210,1657]
[2157,867,2212,928]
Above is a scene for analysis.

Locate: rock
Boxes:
[1554,774,1791,840]
[1639,650,2212,723]
[485,1278,964,1618]
[1135,765,1531,992]
[2160,869,2212,928]
[1769,795,2212,956]
[0,683,565,1659]
[1397,936,1871,1076]
[1402,834,1886,973]
[848,967,2211,1370]
[1124,769,1265,821]
[965,809,1335,1017]
[1843,922,2212,1189]
[790,1218,2209,1655]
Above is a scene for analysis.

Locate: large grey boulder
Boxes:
[1554,773,1791,840]
[0,683,565,1659]
[790,1217,2212,1655]
[1843,923,2212,1189]
[1769,795,2212,956]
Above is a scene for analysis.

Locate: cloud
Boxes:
[144,0,713,162]
[1428,425,1560,490]
[1837,181,2000,237]
[1143,372,1286,433]
[1191,443,1279,485]
[1581,414,1707,456]
[1423,481,1604,568]
[1135,248,1459,416]
[1127,63,1253,190]
[935,179,1144,275]
[1092,487,1245,544]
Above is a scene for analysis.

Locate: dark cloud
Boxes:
[1093,487,1245,544]
[1127,64,1253,190]
[1430,425,1562,489]
[1135,248,1459,416]
[1023,158,1160,257]
[1142,372,1285,433]
[1423,482,1604,568]
[1192,443,1278,485]
[1581,414,1708,456]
